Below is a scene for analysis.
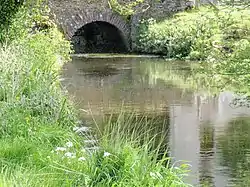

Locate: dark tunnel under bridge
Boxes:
[72,21,129,54]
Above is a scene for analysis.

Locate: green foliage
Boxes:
[136,7,250,61]
[136,6,250,96]
[108,0,145,19]
[0,0,23,42]
[0,1,84,186]
[0,1,191,186]
[0,0,23,26]
[0,0,52,43]
[86,112,190,187]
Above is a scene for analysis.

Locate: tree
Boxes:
[0,0,24,26]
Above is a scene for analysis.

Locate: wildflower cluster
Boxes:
[53,141,86,162]
[53,141,112,163]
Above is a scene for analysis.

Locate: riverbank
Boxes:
[135,6,250,61]
[0,1,190,186]
[135,5,250,96]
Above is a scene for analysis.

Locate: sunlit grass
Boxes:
[0,3,192,185]
[85,111,191,186]
[0,30,191,187]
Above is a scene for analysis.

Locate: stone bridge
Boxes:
[48,0,214,53]
[49,0,132,53]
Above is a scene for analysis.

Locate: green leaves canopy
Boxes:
[0,0,24,26]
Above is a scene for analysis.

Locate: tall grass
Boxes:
[0,4,87,186]
[0,29,87,186]
[85,111,191,187]
[0,2,191,186]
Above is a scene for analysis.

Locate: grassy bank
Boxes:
[136,6,250,96]
[135,6,250,61]
[0,1,190,186]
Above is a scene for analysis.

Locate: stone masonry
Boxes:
[48,0,215,52]
[49,0,130,48]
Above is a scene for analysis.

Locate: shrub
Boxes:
[0,0,53,43]
[135,6,250,61]
[0,0,23,26]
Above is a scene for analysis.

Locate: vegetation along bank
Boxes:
[0,0,190,186]
[135,4,250,96]
[2,0,250,186]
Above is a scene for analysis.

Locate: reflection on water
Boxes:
[61,56,250,187]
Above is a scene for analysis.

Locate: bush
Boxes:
[135,7,250,61]
[0,0,23,26]
[0,0,25,42]
[0,0,53,43]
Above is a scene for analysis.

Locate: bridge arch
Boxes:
[60,10,131,53]
[72,21,129,53]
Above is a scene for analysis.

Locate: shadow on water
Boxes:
[61,56,250,187]
[78,65,120,77]
[72,21,128,53]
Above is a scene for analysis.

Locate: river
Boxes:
[61,55,250,187]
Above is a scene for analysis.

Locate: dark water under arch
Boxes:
[72,21,128,54]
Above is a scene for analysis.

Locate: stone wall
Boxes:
[48,0,131,50]
[48,0,217,52]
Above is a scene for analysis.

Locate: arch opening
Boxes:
[72,21,128,54]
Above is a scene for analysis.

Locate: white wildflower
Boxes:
[150,172,163,180]
[104,152,111,157]
[75,127,89,133]
[150,172,156,179]
[66,141,73,148]
[78,157,86,161]
[73,127,79,131]
[55,147,67,152]
[81,148,86,153]
[64,152,76,158]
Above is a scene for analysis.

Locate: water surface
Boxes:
[61,56,250,187]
